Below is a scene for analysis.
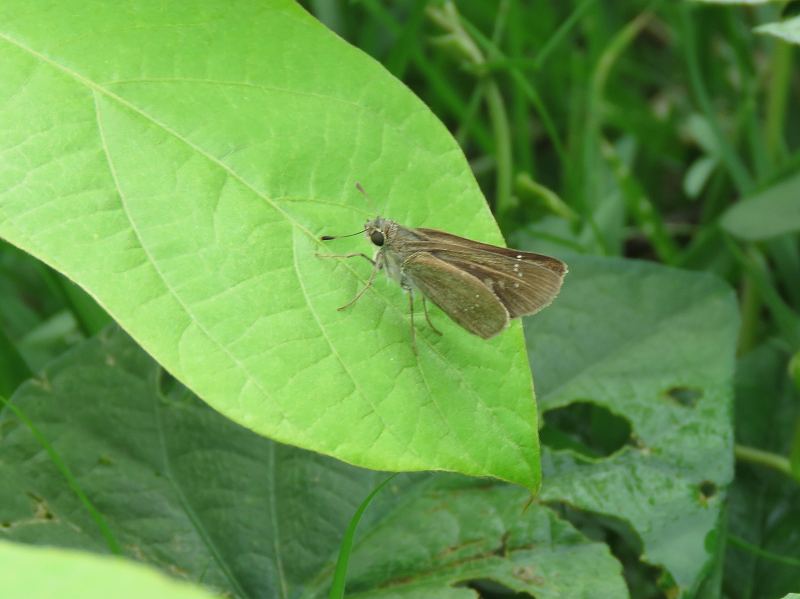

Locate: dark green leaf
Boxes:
[1,326,627,598]
[524,255,739,595]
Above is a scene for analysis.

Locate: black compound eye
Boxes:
[370,230,385,246]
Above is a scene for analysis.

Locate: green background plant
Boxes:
[1,0,799,598]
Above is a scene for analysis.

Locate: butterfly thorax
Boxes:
[364,217,426,289]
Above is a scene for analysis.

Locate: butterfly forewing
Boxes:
[415,229,567,275]
[435,254,564,317]
[402,252,509,339]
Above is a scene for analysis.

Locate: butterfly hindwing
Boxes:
[402,252,509,339]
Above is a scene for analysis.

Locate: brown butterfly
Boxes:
[319,216,567,351]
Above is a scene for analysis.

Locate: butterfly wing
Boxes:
[407,229,567,318]
[402,252,509,339]
[437,254,564,318]
[416,228,567,274]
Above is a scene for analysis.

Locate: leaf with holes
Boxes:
[0,1,541,487]
[523,255,738,596]
[0,327,626,597]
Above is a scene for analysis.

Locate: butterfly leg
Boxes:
[337,257,382,311]
[421,296,442,336]
[315,252,375,265]
[407,290,418,355]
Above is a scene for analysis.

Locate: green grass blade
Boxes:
[0,393,122,554]
[328,474,397,599]
[458,12,568,167]
[680,4,753,193]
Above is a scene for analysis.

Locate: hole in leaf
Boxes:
[541,402,632,458]
[157,367,179,397]
[663,386,702,407]
[467,578,537,597]
[549,502,669,598]
[27,493,55,522]
[699,480,717,502]
[157,368,191,403]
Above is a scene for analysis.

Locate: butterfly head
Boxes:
[364,217,397,248]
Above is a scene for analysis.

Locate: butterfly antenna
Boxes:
[320,229,365,241]
[355,182,379,214]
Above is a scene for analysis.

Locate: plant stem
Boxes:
[0,394,123,554]
[584,9,652,210]
[728,534,800,567]
[764,36,792,166]
[426,2,514,216]
[680,4,753,194]
[485,79,513,217]
[735,444,795,481]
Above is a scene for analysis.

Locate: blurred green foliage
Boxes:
[305,1,800,597]
[2,1,799,597]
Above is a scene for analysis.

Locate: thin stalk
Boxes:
[426,2,514,215]
[485,80,513,216]
[360,0,495,152]
[735,444,794,480]
[534,0,598,70]
[601,140,680,264]
[454,82,487,147]
[737,270,761,356]
[727,195,759,357]
[0,395,123,554]
[680,4,753,194]
[729,534,800,567]
[584,10,652,207]
[764,36,792,165]
[328,475,398,599]
[459,15,567,168]
[726,236,800,350]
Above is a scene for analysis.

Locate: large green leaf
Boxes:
[523,255,738,596]
[0,541,217,599]
[0,327,625,598]
[0,1,539,487]
[720,172,800,241]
